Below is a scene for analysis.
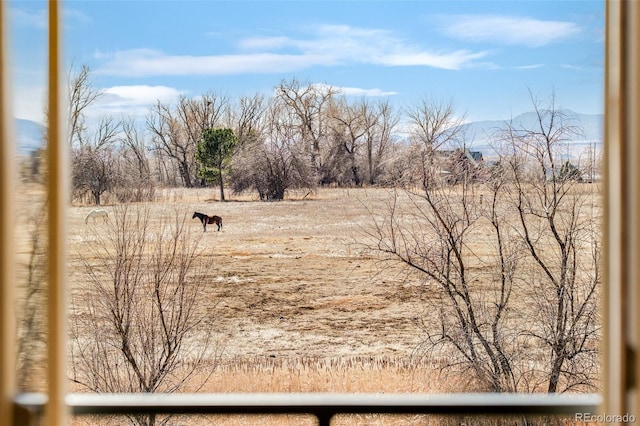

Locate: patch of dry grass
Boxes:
[199,356,460,394]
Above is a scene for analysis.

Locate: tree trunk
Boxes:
[351,164,361,186]
[547,353,564,393]
[218,164,226,201]
[179,161,193,188]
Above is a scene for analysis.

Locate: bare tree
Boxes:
[363,99,398,185]
[275,78,337,183]
[147,101,187,186]
[231,93,267,146]
[406,96,465,152]
[72,116,121,205]
[70,205,218,425]
[320,96,397,187]
[327,97,370,186]
[231,99,313,200]
[67,64,102,147]
[405,96,466,187]
[367,162,521,392]
[66,65,125,205]
[116,118,155,202]
[498,92,600,393]
[120,118,151,179]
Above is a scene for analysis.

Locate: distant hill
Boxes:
[14,118,45,155]
[460,110,603,160]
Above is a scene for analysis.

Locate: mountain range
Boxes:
[14,118,45,155]
[460,109,603,160]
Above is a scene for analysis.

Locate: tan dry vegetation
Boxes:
[66,188,455,388]
[15,184,601,426]
[63,187,478,425]
[14,185,600,424]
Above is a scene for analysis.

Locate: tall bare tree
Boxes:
[116,118,155,202]
[363,99,398,185]
[406,96,466,187]
[275,78,337,183]
[232,93,267,146]
[327,97,371,186]
[231,99,313,200]
[71,116,121,205]
[147,101,188,186]
[367,163,520,392]
[66,65,125,205]
[67,64,102,147]
[498,92,600,393]
[406,96,465,152]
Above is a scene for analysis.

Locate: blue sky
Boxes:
[8,0,604,125]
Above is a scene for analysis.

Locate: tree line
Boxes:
[26,65,537,204]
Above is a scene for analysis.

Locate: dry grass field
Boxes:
[16,185,599,425]
[67,188,444,377]
[65,187,483,425]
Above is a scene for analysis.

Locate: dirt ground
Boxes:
[67,188,431,361]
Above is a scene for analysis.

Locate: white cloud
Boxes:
[64,8,92,26]
[95,24,487,77]
[96,49,336,76]
[380,50,489,70]
[10,8,47,29]
[88,85,184,117]
[10,6,91,29]
[237,36,292,50]
[515,64,544,70]
[440,15,581,47]
[561,64,585,71]
[103,85,182,104]
[337,87,398,97]
[312,83,397,97]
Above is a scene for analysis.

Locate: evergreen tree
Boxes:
[196,128,237,201]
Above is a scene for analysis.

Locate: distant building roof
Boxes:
[469,151,483,162]
[436,148,484,164]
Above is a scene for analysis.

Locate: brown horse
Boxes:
[192,211,222,232]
